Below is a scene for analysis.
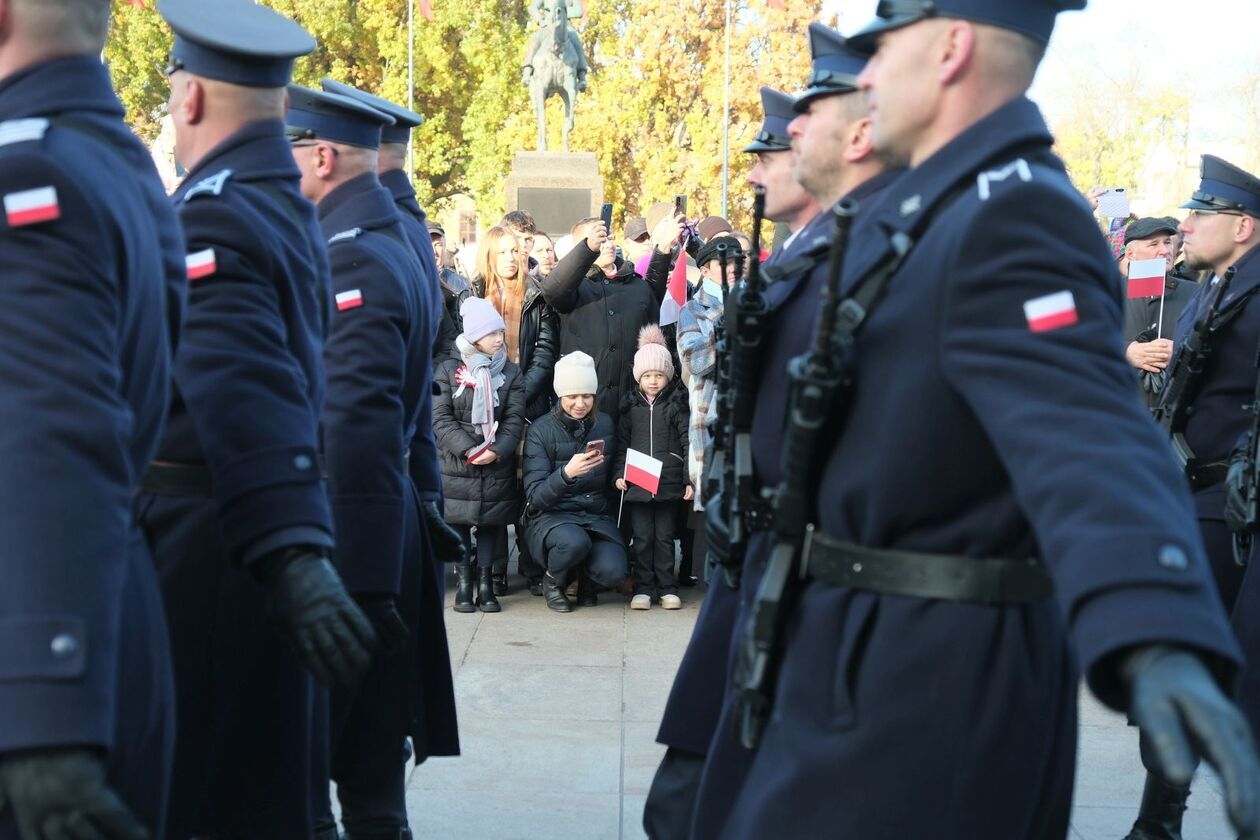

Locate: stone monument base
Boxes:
[505,151,605,239]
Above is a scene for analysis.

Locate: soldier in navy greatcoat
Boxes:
[286,85,458,840]
[686,3,1260,839]
[0,1,186,838]
[142,2,379,836]
[645,25,895,839]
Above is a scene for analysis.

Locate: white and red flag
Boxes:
[185,249,216,281]
[1127,258,1166,299]
[658,238,689,327]
[4,186,59,228]
[335,289,364,311]
[624,448,664,495]
[1023,290,1078,333]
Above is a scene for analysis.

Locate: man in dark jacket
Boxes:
[541,213,679,418]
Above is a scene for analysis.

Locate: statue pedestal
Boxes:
[505,151,604,239]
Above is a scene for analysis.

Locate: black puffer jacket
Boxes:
[521,406,622,560]
[432,358,526,525]
[471,273,560,421]
[432,268,471,368]
[541,243,672,419]
[611,380,691,503]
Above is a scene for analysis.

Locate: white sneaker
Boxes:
[660,594,682,610]
[630,594,651,610]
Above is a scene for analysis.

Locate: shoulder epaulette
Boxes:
[328,227,364,246]
[0,118,49,149]
[183,169,233,202]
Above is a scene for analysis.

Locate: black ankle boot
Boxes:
[1124,772,1190,840]
[576,569,598,606]
[492,571,509,596]
[544,572,572,612]
[476,565,501,612]
[453,561,475,613]
[528,577,544,596]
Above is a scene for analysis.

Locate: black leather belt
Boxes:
[140,453,407,498]
[743,494,776,533]
[1186,460,1228,491]
[799,527,1053,605]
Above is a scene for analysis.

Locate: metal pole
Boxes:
[407,0,415,175]
[722,0,731,218]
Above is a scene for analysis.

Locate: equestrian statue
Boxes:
[522,0,588,152]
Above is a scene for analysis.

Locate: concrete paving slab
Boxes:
[622,721,667,796]
[621,666,679,723]
[462,614,626,667]
[405,788,622,840]
[454,662,623,722]
[621,794,649,840]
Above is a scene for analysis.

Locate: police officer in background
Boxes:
[687,2,1260,838]
[286,86,456,840]
[644,25,896,838]
[0,1,186,836]
[144,2,379,836]
[1127,156,1260,839]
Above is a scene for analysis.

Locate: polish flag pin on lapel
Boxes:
[335,289,364,311]
[185,249,217,281]
[1023,291,1078,333]
[4,186,60,227]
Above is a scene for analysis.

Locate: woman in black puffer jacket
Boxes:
[433,298,526,613]
[522,352,628,612]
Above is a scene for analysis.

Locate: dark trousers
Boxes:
[515,524,544,580]
[643,747,705,840]
[629,501,678,597]
[455,524,507,570]
[677,502,695,581]
[543,524,627,588]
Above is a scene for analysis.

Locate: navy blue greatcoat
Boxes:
[0,55,185,837]
[1170,245,1260,737]
[138,118,335,839]
[690,97,1240,840]
[316,172,457,819]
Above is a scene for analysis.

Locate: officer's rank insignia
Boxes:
[335,289,364,311]
[3,186,59,227]
[1023,290,1078,333]
[977,159,1032,201]
[186,249,217,281]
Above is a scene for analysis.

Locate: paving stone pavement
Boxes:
[403,575,1234,839]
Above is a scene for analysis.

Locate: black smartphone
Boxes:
[674,194,687,217]
[600,202,613,231]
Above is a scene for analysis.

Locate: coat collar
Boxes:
[379,168,427,221]
[554,406,595,436]
[175,120,299,197]
[0,55,124,120]
[317,171,400,236]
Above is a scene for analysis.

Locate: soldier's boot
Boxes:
[544,571,572,613]
[453,561,475,613]
[1124,772,1190,840]
[476,565,501,613]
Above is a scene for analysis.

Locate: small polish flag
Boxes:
[625,448,664,496]
[185,249,216,281]
[1023,290,1078,333]
[335,289,364,311]
[1127,258,1166,299]
[658,238,690,327]
[4,186,60,228]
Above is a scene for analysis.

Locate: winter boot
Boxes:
[476,565,501,613]
[453,561,475,613]
[576,568,598,607]
[492,571,509,597]
[544,571,572,612]
[1123,772,1190,840]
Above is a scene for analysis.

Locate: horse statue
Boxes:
[522,0,588,152]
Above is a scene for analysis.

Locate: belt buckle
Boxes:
[798,524,816,581]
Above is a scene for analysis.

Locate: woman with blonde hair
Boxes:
[470,226,560,594]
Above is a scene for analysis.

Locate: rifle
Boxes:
[1231,336,1260,566]
[1152,266,1237,468]
[733,199,858,750]
[715,186,770,590]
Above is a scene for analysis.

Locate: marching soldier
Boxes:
[285,86,455,840]
[144,1,378,835]
[1130,156,1260,838]
[0,1,185,836]
[689,2,1260,838]
[645,24,896,838]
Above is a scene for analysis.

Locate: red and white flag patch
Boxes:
[4,186,60,227]
[185,249,217,281]
[335,289,364,311]
[1023,291,1078,333]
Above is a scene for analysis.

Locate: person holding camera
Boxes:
[522,352,628,612]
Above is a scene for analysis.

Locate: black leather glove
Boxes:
[0,748,149,840]
[256,547,377,685]
[421,500,466,564]
[705,490,731,568]
[354,594,408,655]
[1124,645,1260,838]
